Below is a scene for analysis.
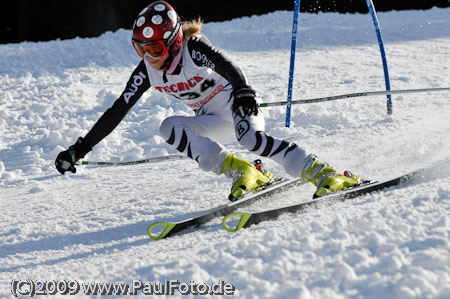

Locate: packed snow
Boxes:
[1,7,450,298]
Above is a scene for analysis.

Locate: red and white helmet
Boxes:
[132,1,183,59]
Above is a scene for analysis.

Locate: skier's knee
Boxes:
[159,116,178,142]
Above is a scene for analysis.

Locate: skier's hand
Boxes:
[232,87,259,118]
[55,149,77,174]
[55,137,92,175]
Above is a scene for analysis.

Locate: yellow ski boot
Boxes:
[221,154,273,201]
[302,154,361,198]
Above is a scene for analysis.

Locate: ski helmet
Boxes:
[132,1,183,59]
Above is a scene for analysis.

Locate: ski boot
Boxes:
[221,154,273,201]
[302,154,361,198]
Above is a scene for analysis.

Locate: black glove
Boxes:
[232,87,259,118]
[55,137,92,175]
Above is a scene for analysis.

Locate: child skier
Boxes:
[55,1,360,200]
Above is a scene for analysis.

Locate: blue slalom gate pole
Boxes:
[285,0,301,127]
[365,0,393,115]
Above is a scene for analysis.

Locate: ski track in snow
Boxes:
[1,8,450,298]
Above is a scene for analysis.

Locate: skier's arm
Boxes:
[55,60,150,174]
[187,36,258,117]
[84,60,150,148]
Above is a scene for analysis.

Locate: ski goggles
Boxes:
[132,39,168,60]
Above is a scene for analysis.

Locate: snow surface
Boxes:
[1,7,450,298]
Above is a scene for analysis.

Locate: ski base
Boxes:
[223,169,422,232]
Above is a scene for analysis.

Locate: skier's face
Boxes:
[146,51,170,70]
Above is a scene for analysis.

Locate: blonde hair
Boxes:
[182,18,203,42]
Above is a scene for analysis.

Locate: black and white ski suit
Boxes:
[82,35,309,176]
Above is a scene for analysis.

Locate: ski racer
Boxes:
[55,1,360,200]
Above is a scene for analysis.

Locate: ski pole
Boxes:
[259,87,450,108]
[78,154,187,166]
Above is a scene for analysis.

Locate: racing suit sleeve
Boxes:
[186,35,249,91]
[83,60,151,148]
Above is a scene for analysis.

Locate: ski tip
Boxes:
[222,212,252,233]
[147,222,176,240]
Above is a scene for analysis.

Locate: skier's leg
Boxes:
[233,110,309,177]
[160,114,272,200]
[233,110,360,197]
[159,115,229,174]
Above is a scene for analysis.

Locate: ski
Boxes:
[222,169,422,232]
[147,177,307,240]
